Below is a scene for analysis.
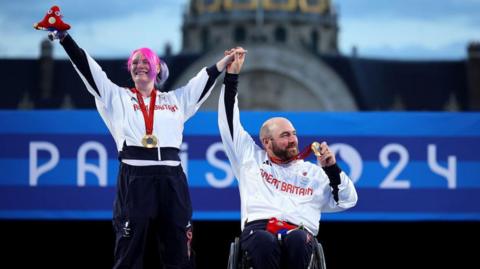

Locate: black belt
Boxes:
[245,219,268,227]
[118,142,180,161]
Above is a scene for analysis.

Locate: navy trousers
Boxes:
[112,163,194,269]
[240,220,314,269]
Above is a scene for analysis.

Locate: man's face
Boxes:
[268,120,299,161]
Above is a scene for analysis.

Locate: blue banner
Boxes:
[1,111,479,221]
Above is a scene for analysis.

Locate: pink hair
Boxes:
[127,47,160,81]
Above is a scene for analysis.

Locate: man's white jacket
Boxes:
[218,74,358,235]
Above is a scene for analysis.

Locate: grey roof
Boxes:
[321,55,468,110]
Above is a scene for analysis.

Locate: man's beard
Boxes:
[271,141,298,161]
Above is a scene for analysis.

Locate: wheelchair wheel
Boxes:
[316,242,327,269]
[308,239,327,269]
[227,237,240,269]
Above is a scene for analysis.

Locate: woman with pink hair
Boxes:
[41,9,244,268]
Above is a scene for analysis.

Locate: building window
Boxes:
[201,28,210,51]
[234,26,246,43]
[274,26,287,43]
[311,29,319,52]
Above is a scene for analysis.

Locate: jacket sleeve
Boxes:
[174,65,221,121]
[218,73,259,180]
[60,34,121,109]
[321,164,358,212]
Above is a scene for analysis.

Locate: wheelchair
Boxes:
[227,236,327,269]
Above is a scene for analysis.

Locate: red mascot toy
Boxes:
[33,5,70,31]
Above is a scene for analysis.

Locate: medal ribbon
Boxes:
[268,143,314,165]
[132,88,156,135]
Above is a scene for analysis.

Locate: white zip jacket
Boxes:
[218,74,358,235]
[61,35,220,163]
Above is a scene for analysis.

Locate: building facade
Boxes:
[178,0,359,111]
[0,0,478,111]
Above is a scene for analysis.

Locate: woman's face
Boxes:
[130,52,155,85]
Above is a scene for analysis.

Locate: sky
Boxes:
[0,0,479,60]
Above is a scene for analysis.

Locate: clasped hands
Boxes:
[217,47,247,74]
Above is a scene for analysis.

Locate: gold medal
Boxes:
[131,87,158,149]
[141,134,158,148]
[311,141,321,156]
